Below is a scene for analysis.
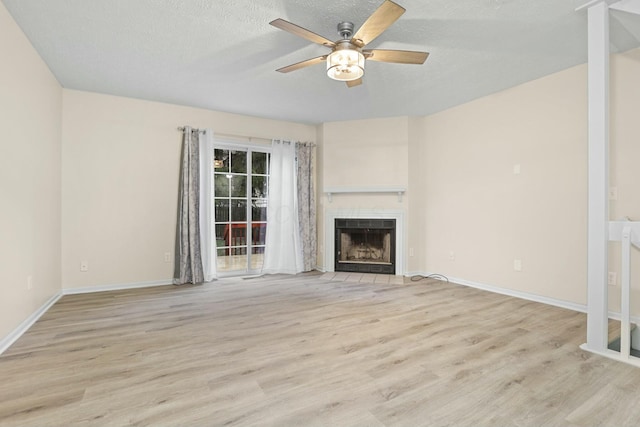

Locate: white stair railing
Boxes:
[609,220,640,362]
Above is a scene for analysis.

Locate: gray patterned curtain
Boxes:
[296,143,316,271]
[174,127,204,285]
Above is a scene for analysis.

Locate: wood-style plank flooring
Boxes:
[2,272,640,426]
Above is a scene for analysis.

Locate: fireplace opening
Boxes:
[335,218,396,274]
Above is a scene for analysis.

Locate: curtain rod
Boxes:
[177,127,315,146]
[177,126,204,133]
[177,127,269,143]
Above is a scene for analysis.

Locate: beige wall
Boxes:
[407,116,428,274]
[61,90,316,289]
[322,116,409,191]
[0,2,62,339]
[421,65,589,304]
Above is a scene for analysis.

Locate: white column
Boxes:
[585,1,610,352]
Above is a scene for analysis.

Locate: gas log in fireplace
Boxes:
[334,218,396,274]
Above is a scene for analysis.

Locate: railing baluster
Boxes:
[621,226,632,359]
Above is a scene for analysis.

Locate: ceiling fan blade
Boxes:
[270,19,336,47]
[346,78,363,88]
[351,0,405,47]
[276,56,327,73]
[364,49,429,64]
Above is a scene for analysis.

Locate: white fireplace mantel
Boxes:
[324,209,405,276]
[324,187,406,203]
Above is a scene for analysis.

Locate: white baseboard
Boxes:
[407,271,586,313]
[63,279,174,295]
[407,271,640,324]
[0,291,63,355]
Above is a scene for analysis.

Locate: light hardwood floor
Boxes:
[2,273,640,426]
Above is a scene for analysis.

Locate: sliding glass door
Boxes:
[214,145,270,275]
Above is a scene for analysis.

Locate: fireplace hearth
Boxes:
[335,218,396,274]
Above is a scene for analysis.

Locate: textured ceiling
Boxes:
[3,0,640,124]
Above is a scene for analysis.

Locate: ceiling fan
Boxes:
[270,0,429,88]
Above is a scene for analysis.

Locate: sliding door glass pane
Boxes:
[252,176,267,198]
[214,149,229,172]
[230,200,247,222]
[229,176,247,197]
[230,151,247,173]
[215,175,230,197]
[214,199,229,222]
[214,146,269,275]
[252,223,267,246]
[252,204,267,222]
[252,152,268,174]
[215,224,228,246]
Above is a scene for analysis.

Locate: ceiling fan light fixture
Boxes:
[326,48,364,81]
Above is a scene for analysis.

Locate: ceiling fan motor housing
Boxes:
[337,21,354,39]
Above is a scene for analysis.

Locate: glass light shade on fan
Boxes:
[326,49,365,81]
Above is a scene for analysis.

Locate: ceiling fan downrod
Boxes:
[337,22,354,40]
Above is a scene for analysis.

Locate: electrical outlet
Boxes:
[164,252,171,263]
[449,251,455,261]
[514,259,522,272]
[609,187,618,201]
[513,164,521,175]
[80,261,89,272]
[608,272,617,286]
[27,275,33,290]
[409,247,414,257]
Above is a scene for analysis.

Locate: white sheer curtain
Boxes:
[199,129,216,281]
[262,140,303,274]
